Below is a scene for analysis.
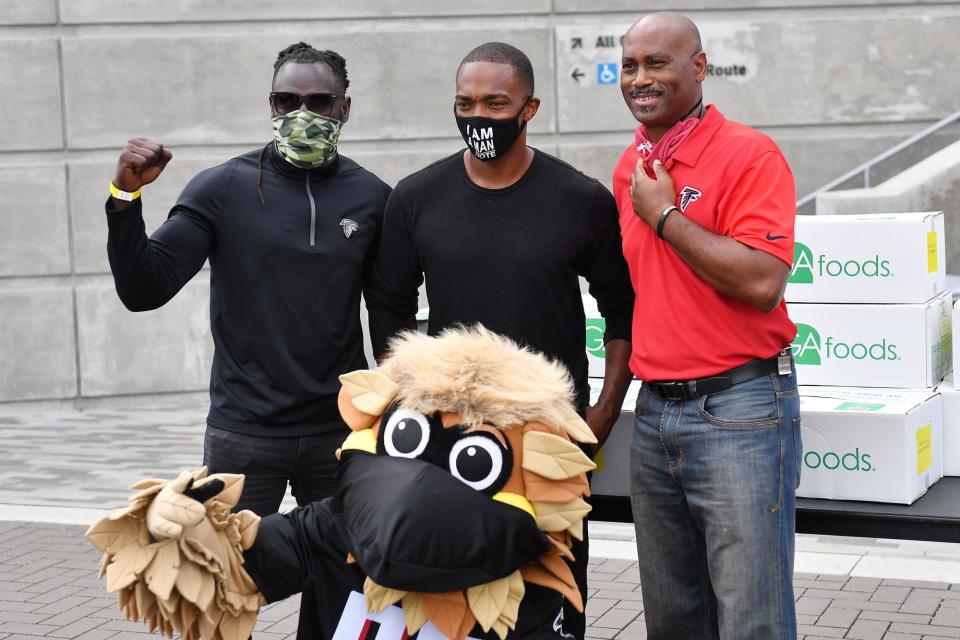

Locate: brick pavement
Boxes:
[4,402,960,638]
[2,520,960,639]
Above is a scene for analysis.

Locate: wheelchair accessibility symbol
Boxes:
[597,63,618,84]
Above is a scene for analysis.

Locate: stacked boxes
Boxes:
[787,212,949,504]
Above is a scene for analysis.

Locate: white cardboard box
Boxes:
[786,212,945,303]
[797,386,943,504]
[582,294,606,378]
[788,291,952,388]
[588,379,641,497]
[936,374,960,477]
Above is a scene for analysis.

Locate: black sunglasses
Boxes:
[270,92,344,116]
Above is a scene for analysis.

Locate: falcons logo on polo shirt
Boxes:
[679,186,702,212]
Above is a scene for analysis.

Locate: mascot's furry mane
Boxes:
[380,325,585,435]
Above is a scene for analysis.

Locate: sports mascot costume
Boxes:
[86,327,597,639]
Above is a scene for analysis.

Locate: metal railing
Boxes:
[796,109,960,210]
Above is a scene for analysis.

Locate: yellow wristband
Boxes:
[109,181,141,202]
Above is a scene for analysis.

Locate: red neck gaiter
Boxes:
[634,112,702,175]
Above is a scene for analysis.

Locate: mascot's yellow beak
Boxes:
[339,429,377,455]
[492,492,536,519]
[338,429,537,520]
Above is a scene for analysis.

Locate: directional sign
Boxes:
[555,23,758,133]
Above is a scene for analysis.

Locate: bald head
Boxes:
[626,12,702,55]
[620,12,707,140]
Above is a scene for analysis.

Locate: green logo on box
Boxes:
[792,323,821,365]
[834,401,886,411]
[791,323,899,366]
[789,241,892,284]
[586,319,606,358]
[804,448,875,472]
[790,243,815,284]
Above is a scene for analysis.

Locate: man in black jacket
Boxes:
[105,40,388,561]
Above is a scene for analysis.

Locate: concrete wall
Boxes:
[817,139,960,271]
[2,1,958,402]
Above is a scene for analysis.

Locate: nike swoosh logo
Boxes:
[766,233,788,241]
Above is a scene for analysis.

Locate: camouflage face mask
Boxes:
[272,109,343,169]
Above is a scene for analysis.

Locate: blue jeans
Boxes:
[630,367,801,640]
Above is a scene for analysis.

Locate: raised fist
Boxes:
[113,136,172,194]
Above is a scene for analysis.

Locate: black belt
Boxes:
[647,349,793,401]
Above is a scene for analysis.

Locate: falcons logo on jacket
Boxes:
[678,186,702,212]
[340,218,359,238]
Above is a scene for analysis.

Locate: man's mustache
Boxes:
[629,86,661,98]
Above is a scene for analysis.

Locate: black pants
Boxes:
[202,425,345,514]
[203,425,347,638]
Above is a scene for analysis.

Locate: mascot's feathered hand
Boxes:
[335,326,596,640]
[85,468,263,639]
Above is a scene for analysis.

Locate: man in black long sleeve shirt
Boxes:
[104,46,390,636]
[365,42,634,640]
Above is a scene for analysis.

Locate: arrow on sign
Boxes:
[571,37,583,49]
[571,68,585,83]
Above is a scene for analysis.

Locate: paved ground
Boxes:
[3,400,960,639]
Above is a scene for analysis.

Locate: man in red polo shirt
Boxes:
[613,12,800,640]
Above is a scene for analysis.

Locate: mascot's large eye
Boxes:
[383,407,431,458]
[449,435,505,492]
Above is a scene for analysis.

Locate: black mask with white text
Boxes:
[455,100,528,162]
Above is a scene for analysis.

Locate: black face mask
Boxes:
[455,99,529,162]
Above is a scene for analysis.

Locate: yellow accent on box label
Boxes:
[928,231,938,273]
[916,423,932,475]
[594,448,605,472]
